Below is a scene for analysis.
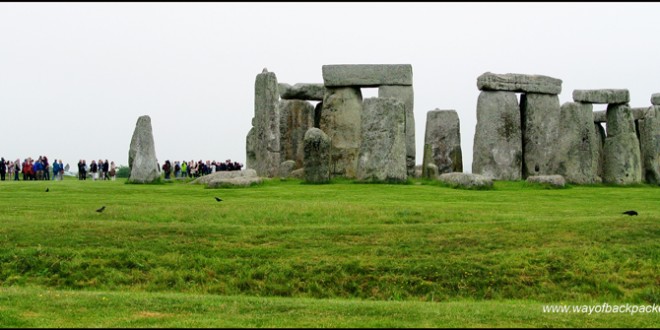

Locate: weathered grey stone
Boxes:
[322,64,413,87]
[572,89,630,104]
[128,115,160,184]
[423,109,462,177]
[606,104,636,137]
[603,132,642,184]
[356,98,407,183]
[278,83,325,101]
[472,91,522,180]
[526,175,566,188]
[414,164,423,179]
[638,106,660,184]
[319,87,362,178]
[593,108,648,123]
[521,93,561,177]
[278,160,296,178]
[245,127,256,171]
[191,169,261,188]
[476,72,562,94]
[279,100,315,169]
[379,85,415,176]
[555,102,599,184]
[438,172,493,189]
[424,163,438,179]
[594,122,606,181]
[290,168,304,180]
[303,128,331,183]
[253,71,280,177]
[652,93,660,106]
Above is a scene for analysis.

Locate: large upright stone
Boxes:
[245,126,256,170]
[253,70,280,177]
[128,115,160,183]
[477,72,562,94]
[356,98,407,182]
[303,128,331,184]
[320,87,363,178]
[278,83,325,101]
[423,109,462,176]
[651,93,660,106]
[602,104,642,184]
[572,89,630,104]
[322,64,413,87]
[638,106,660,184]
[521,93,561,177]
[555,102,599,184]
[379,85,415,176]
[472,91,522,180]
[279,100,315,169]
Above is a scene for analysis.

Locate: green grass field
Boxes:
[0,177,658,327]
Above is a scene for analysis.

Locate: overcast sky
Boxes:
[1,2,658,173]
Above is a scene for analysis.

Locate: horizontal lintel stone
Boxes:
[322,64,413,87]
[476,72,562,94]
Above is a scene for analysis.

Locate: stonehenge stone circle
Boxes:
[477,72,562,94]
[128,115,160,184]
[319,87,363,178]
[278,83,325,101]
[572,89,630,104]
[303,128,331,184]
[356,97,407,183]
[423,109,462,177]
[521,93,561,177]
[279,100,315,169]
[379,85,415,176]
[472,91,522,180]
[252,70,281,177]
[322,64,413,87]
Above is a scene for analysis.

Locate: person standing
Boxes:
[0,157,6,181]
[14,159,20,181]
[58,159,64,181]
[52,159,60,181]
[103,159,110,180]
[109,161,117,180]
[162,160,172,179]
[90,160,98,180]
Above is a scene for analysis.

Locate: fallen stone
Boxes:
[279,160,296,178]
[526,175,566,188]
[437,172,493,189]
[191,169,262,188]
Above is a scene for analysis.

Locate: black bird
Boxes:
[215,197,223,202]
[45,188,49,192]
[622,210,638,216]
[96,206,106,213]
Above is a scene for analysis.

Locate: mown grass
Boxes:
[0,177,658,327]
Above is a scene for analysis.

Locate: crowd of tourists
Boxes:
[161,159,243,180]
[76,159,118,180]
[0,156,67,181]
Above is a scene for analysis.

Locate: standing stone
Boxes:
[651,93,660,106]
[356,98,407,182]
[246,126,256,171]
[423,109,462,176]
[476,72,562,94]
[555,102,598,184]
[572,89,630,104]
[603,104,642,184]
[279,100,315,169]
[303,128,331,183]
[253,71,280,177]
[128,115,160,183]
[472,91,522,180]
[379,85,415,176]
[638,106,660,184]
[322,64,413,87]
[320,87,363,178]
[594,122,606,181]
[520,93,561,178]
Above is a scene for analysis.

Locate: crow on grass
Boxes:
[622,210,638,216]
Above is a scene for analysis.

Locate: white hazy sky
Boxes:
[1,2,659,173]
